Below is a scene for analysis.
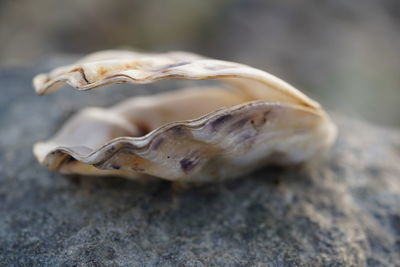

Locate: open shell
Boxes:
[33,50,337,182]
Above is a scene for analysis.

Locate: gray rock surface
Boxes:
[0,65,399,266]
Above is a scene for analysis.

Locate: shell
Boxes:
[33,50,337,182]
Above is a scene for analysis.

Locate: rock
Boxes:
[0,65,399,266]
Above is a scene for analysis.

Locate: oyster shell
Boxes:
[33,50,337,181]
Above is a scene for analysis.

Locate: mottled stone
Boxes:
[0,65,399,266]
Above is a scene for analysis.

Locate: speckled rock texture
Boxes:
[0,64,399,266]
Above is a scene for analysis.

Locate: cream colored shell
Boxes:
[33,50,337,182]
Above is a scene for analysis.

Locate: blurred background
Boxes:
[1,0,399,127]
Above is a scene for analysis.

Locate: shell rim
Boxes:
[35,100,322,165]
